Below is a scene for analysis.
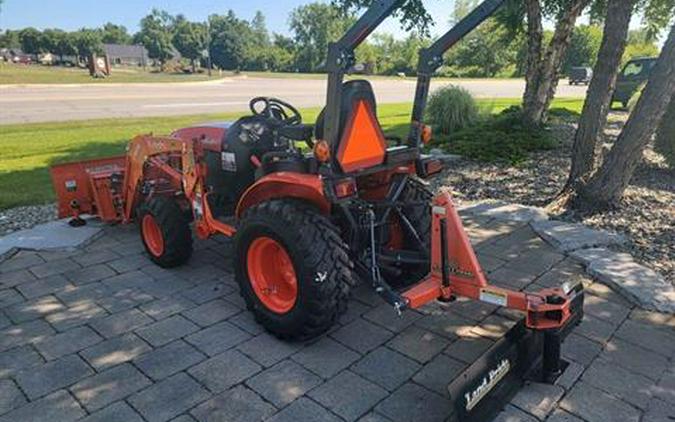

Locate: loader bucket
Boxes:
[50,156,126,222]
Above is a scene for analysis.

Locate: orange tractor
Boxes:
[51,0,583,419]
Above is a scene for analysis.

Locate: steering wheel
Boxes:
[249,97,302,125]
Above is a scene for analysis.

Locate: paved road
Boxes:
[0,77,587,124]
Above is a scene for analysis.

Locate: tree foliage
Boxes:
[445,18,522,77]
[18,28,43,58]
[53,31,78,61]
[73,28,103,59]
[208,11,253,71]
[562,25,603,73]
[623,29,661,63]
[289,3,355,72]
[3,0,669,79]
[0,29,19,48]
[172,17,206,70]
[137,9,175,68]
[101,23,132,44]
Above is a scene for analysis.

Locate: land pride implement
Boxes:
[50,0,584,419]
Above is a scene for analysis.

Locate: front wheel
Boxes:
[234,200,354,340]
[138,197,193,268]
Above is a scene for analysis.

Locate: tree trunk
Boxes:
[564,0,637,191]
[654,96,675,168]
[522,0,543,116]
[577,24,675,210]
[191,58,196,73]
[523,0,590,125]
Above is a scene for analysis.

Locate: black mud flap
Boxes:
[447,288,584,422]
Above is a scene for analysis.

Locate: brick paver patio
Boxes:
[0,212,673,422]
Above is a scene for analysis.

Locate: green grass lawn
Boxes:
[0,63,527,85]
[0,98,583,209]
[0,62,222,85]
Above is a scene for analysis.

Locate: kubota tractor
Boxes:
[50,0,583,419]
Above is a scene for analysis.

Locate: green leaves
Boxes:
[137,9,175,64]
[289,3,355,72]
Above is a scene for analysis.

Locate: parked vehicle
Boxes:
[12,54,32,65]
[568,66,593,85]
[612,57,658,108]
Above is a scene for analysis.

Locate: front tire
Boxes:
[235,200,354,340]
[138,197,193,268]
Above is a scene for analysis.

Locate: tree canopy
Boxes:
[172,17,207,70]
[289,3,355,72]
[101,23,132,44]
[0,1,667,77]
[137,9,175,67]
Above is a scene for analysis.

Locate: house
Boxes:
[102,44,148,67]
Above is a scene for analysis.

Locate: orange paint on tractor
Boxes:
[235,172,330,218]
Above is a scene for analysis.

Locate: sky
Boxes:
[0,0,651,40]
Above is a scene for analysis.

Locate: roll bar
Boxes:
[321,0,508,156]
[323,0,403,159]
[408,0,507,145]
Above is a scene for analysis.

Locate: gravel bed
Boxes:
[432,112,674,283]
[0,204,58,236]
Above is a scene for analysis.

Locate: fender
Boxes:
[236,172,330,218]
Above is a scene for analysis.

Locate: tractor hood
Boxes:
[171,122,233,152]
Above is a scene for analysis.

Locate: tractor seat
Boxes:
[314,79,381,141]
[314,79,388,172]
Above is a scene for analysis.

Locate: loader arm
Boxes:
[121,135,235,238]
[122,135,187,222]
[408,0,508,146]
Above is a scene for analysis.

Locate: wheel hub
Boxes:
[142,214,164,257]
[246,236,298,314]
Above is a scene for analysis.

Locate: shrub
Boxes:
[655,98,675,168]
[426,85,480,135]
[429,107,557,164]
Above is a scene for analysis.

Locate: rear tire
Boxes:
[235,199,354,340]
[389,178,433,284]
[138,197,193,268]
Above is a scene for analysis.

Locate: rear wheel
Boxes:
[138,197,193,268]
[235,199,354,340]
[387,178,433,284]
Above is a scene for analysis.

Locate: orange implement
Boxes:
[402,190,582,331]
[50,156,126,222]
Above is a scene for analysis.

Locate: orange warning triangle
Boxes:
[337,100,386,172]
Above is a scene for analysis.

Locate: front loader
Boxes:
[50,0,584,420]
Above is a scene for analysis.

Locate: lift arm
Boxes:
[408,0,509,145]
